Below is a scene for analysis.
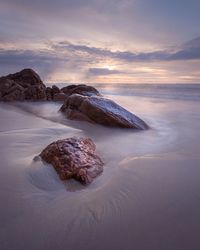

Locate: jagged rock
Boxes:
[61,84,101,97]
[60,94,149,130]
[4,68,43,87]
[40,137,104,184]
[0,69,46,101]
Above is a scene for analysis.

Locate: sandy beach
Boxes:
[0,86,200,250]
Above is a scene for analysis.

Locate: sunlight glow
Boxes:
[102,64,115,70]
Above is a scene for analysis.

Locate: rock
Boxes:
[61,84,101,97]
[0,68,47,101]
[46,87,53,101]
[40,137,104,184]
[60,94,149,130]
[52,85,60,95]
[0,78,14,96]
[5,68,43,87]
[61,84,77,91]
[53,92,68,102]
[2,83,25,101]
[24,85,47,101]
[0,69,102,102]
[50,85,68,101]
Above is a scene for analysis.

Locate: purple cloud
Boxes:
[0,36,199,81]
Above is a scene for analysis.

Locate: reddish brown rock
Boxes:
[60,94,149,130]
[40,137,104,184]
[61,84,101,97]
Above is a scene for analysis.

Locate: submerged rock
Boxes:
[40,137,104,184]
[60,94,149,130]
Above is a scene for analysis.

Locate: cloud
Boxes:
[55,37,200,62]
[0,36,199,83]
[183,36,200,49]
[0,49,67,79]
[168,37,200,60]
[1,37,200,69]
[169,48,200,60]
[55,41,168,62]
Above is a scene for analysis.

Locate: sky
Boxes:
[0,0,200,84]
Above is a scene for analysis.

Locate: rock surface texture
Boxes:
[60,94,149,130]
[0,69,46,101]
[40,137,104,184]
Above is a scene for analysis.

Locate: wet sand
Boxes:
[0,94,200,250]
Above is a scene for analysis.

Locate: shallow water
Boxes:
[0,92,200,250]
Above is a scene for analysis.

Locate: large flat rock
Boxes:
[60,94,149,130]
